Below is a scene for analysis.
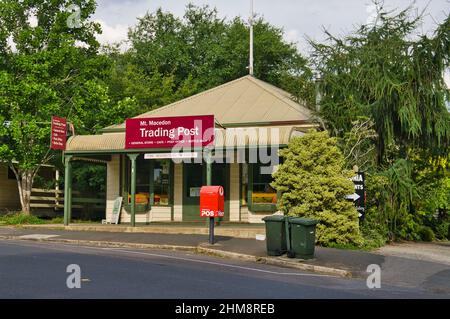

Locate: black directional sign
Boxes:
[348,172,365,220]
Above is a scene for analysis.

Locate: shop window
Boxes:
[248,163,278,212]
[251,163,277,204]
[126,155,150,205]
[152,160,171,206]
[124,156,172,206]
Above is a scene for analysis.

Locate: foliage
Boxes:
[71,162,106,194]
[271,130,363,246]
[0,213,96,225]
[434,222,449,240]
[0,0,111,213]
[316,2,450,244]
[418,226,435,242]
[359,206,389,249]
[104,4,315,115]
[0,212,45,225]
[364,159,419,240]
[311,3,450,164]
[338,117,378,170]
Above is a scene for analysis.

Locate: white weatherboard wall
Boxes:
[247,210,272,223]
[105,155,120,222]
[173,163,183,221]
[240,206,249,222]
[0,164,20,210]
[241,206,275,224]
[229,163,240,221]
[149,206,171,222]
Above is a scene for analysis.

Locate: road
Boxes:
[0,239,446,299]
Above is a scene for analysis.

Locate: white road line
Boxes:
[103,248,335,278]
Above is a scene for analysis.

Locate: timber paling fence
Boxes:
[30,188,105,211]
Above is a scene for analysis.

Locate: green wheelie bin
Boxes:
[288,217,319,259]
[262,215,287,256]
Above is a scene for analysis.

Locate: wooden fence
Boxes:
[30,188,105,210]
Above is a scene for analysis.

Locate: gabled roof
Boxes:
[104,75,313,131]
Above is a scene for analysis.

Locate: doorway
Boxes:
[182,163,229,222]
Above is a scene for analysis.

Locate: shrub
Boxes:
[418,226,435,242]
[272,130,363,247]
[360,207,389,249]
[0,213,45,225]
[48,216,64,224]
[434,222,449,240]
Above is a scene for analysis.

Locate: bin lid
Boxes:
[289,217,319,226]
[262,215,286,222]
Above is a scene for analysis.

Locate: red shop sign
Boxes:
[125,115,215,149]
[50,116,67,150]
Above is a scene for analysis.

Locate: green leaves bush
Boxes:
[0,213,45,225]
[272,130,363,247]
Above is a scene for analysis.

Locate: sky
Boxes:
[93,0,449,53]
[92,0,449,85]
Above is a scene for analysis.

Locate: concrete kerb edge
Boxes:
[0,235,351,278]
[17,224,265,239]
[197,246,352,278]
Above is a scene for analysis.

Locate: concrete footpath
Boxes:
[0,225,449,294]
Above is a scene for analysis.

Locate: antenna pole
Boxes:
[249,0,254,76]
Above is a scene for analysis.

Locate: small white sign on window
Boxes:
[190,187,201,197]
[260,165,277,175]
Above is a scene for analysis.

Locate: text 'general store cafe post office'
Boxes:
[63,75,318,226]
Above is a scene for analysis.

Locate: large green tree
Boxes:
[106,4,315,113]
[311,4,450,164]
[0,0,110,213]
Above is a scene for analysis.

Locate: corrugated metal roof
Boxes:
[66,133,125,151]
[104,75,313,131]
[66,126,310,153]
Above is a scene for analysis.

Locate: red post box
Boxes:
[200,186,224,218]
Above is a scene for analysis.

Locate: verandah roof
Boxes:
[65,125,313,153]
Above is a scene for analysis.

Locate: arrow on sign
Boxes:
[345,193,360,201]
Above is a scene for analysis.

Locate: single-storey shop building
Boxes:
[63,75,317,224]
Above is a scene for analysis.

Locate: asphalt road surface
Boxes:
[0,239,446,299]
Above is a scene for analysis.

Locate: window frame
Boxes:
[247,162,278,213]
[122,155,174,212]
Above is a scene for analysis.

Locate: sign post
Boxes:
[346,172,366,220]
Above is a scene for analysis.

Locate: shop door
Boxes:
[182,163,204,221]
[211,163,229,221]
[182,163,229,222]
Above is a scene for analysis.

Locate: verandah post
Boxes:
[205,148,214,244]
[127,153,139,227]
[63,155,73,226]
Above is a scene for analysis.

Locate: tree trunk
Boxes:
[15,170,34,215]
